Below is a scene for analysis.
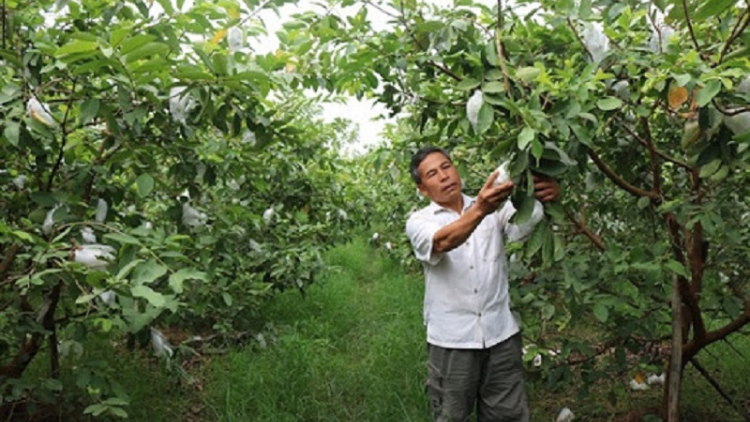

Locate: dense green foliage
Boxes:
[1,0,749,419]
[1,0,364,417]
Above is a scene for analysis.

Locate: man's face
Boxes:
[417,152,462,204]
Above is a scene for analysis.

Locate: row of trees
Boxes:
[283,0,749,419]
[1,0,370,417]
[1,0,749,419]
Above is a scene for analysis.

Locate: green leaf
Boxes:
[637,197,651,209]
[518,127,535,150]
[665,260,690,278]
[415,20,444,33]
[124,42,169,63]
[120,35,156,55]
[168,268,208,294]
[115,259,144,281]
[482,81,505,93]
[56,40,99,56]
[515,67,540,82]
[596,97,623,111]
[484,69,504,81]
[79,99,100,125]
[695,80,722,107]
[699,159,722,178]
[708,165,729,182]
[476,103,494,134]
[135,174,154,198]
[110,28,130,48]
[4,122,19,147]
[155,0,175,14]
[673,73,691,87]
[131,260,168,284]
[531,139,544,161]
[104,233,140,245]
[593,303,609,323]
[693,0,736,21]
[457,78,481,91]
[131,285,166,307]
[11,230,35,242]
[510,194,536,224]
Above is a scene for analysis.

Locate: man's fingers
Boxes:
[534,186,558,202]
[483,170,499,189]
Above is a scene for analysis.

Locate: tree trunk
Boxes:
[664,274,683,421]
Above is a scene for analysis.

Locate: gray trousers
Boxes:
[426,334,529,422]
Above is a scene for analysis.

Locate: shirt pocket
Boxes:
[476,220,502,262]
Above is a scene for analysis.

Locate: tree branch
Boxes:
[619,121,692,171]
[713,101,750,116]
[682,304,750,362]
[641,117,662,196]
[46,79,77,192]
[587,148,660,200]
[681,0,707,61]
[664,213,706,341]
[566,18,593,61]
[667,274,682,422]
[689,358,750,421]
[563,205,606,251]
[495,0,511,94]
[718,8,750,64]
[0,242,19,282]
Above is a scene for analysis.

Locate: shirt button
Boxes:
[478,312,482,317]
[474,289,478,294]
[470,265,474,270]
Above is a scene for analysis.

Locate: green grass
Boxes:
[202,238,430,422]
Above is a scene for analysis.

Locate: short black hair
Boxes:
[410,146,451,184]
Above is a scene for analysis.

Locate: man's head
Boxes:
[410,146,462,205]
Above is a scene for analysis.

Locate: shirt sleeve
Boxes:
[405,213,444,266]
[497,199,544,242]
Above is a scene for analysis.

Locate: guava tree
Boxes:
[0,0,363,417]
[284,0,750,418]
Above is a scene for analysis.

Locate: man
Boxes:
[405,146,559,422]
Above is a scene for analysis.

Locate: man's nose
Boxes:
[437,169,449,180]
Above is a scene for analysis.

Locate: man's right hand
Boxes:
[475,170,514,216]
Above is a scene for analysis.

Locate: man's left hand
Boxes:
[533,174,559,202]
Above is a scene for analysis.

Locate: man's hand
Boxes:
[533,174,559,202]
[475,170,514,216]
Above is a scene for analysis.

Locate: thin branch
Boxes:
[641,117,662,196]
[563,205,606,251]
[689,358,750,422]
[566,18,593,61]
[713,100,750,116]
[46,79,77,192]
[681,0,707,61]
[619,121,692,171]
[718,8,750,64]
[587,148,660,200]
[495,0,511,94]
[426,61,462,81]
[683,306,750,361]
[238,0,277,27]
[0,242,19,281]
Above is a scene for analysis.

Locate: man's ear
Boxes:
[417,184,428,196]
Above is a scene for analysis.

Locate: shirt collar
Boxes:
[428,193,475,215]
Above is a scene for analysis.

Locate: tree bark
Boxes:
[666,274,683,422]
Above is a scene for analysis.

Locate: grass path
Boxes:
[202,238,431,422]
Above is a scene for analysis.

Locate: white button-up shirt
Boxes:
[406,193,543,349]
